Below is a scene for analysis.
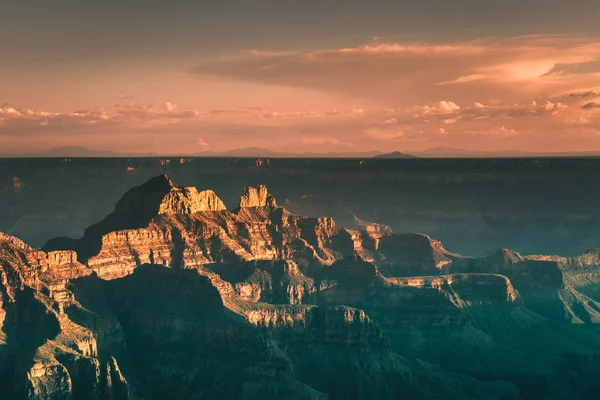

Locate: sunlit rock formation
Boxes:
[238,184,277,209]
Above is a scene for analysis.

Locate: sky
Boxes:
[2,0,600,155]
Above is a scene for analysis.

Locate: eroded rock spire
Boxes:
[238,185,277,208]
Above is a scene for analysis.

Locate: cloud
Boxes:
[192,35,600,105]
[462,126,519,136]
[300,136,342,146]
[0,101,204,136]
[209,122,278,138]
[247,49,300,57]
[3,95,600,154]
[164,101,177,112]
[381,99,575,125]
[0,102,375,138]
[257,110,317,119]
[582,102,600,109]
[569,90,599,98]
[438,101,461,112]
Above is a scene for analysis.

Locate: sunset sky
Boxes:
[2,0,600,155]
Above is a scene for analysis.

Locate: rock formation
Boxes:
[238,184,277,209]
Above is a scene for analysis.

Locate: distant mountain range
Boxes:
[11,146,159,158]
[6,146,385,158]
[373,151,418,159]
[209,146,385,158]
[5,145,600,158]
[414,147,600,158]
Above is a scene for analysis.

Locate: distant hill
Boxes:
[6,146,385,158]
[213,147,279,157]
[373,151,418,159]
[36,146,123,157]
[414,147,475,157]
[413,147,600,158]
[23,146,158,158]
[207,148,384,158]
[9,145,600,159]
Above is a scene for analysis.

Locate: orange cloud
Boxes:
[3,90,600,154]
[582,102,600,109]
[193,35,600,106]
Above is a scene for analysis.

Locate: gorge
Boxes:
[2,174,600,399]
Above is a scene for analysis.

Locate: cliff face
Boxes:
[158,187,226,214]
[1,235,321,400]
[71,265,322,400]
[0,234,132,400]
[377,233,457,275]
[238,184,277,209]
[443,249,600,324]
[4,175,600,399]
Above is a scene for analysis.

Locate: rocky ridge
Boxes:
[43,174,454,282]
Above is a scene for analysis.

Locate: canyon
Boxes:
[2,174,600,399]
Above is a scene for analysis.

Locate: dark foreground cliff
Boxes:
[3,175,600,399]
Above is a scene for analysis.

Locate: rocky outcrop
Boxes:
[352,213,392,237]
[532,250,600,288]
[376,233,458,276]
[238,185,277,209]
[69,265,324,400]
[43,174,226,263]
[206,260,318,305]
[387,273,520,305]
[158,187,226,214]
[0,245,320,400]
[245,304,386,346]
[12,177,26,193]
[444,249,600,323]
